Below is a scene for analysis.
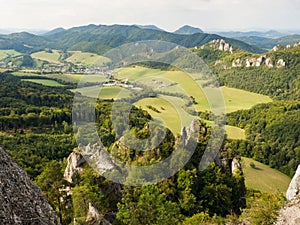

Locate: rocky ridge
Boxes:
[0,146,59,225]
[232,55,286,68]
[197,39,234,53]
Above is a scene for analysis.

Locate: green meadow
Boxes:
[31,50,61,64]
[21,79,64,87]
[66,51,111,66]
[117,66,272,113]
[242,157,291,193]
[0,50,21,60]
[71,86,131,99]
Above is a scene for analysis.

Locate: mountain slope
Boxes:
[174,25,204,35]
[0,24,263,54]
[229,34,300,50]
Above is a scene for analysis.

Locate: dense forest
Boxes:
[0,34,299,224]
[227,101,300,177]
[0,73,250,225]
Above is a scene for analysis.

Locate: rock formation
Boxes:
[276,59,286,68]
[286,164,300,201]
[231,56,284,69]
[64,143,120,183]
[0,146,60,225]
[201,39,234,53]
[231,157,242,175]
[275,164,300,225]
[180,119,201,146]
[86,203,102,224]
[64,150,86,183]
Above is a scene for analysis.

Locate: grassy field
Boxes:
[135,96,192,134]
[72,86,131,99]
[21,79,64,87]
[242,157,291,193]
[13,72,107,84]
[31,50,61,64]
[0,49,21,60]
[225,125,246,140]
[221,86,272,113]
[117,66,272,113]
[66,51,111,66]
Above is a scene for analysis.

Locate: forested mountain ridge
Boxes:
[195,40,300,100]
[0,24,263,55]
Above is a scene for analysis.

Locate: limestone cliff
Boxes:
[64,143,120,183]
[0,146,60,225]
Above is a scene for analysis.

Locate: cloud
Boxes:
[0,0,299,31]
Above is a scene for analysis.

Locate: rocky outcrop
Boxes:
[86,203,102,224]
[275,164,300,225]
[79,143,119,175]
[286,164,300,201]
[276,59,286,68]
[0,146,60,225]
[64,150,86,183]
[265,57,273,68]
[275,198,300,225]
[201,39,233,53]
[232,56,284,68]
[231,157,242,175]
[64,143,120,183]
[181,119,201,145]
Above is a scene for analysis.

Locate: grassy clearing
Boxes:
[21,79,64,87]
[31,50,61,64]
[0,49,21,60]
[66,51,111,66]
[13,72,107,84]
[225,125,246,140]
[117,66,272,113]
[135,97,189,134]
[72,86,131,99]
[221,86,272,113]
[242,157,291,193]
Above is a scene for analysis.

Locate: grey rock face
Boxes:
[86,202,102,224]
[286,164,300,201]
[64,143,120,183]
[0,146,60,225]
[64,150,86,183]
[275,198,300,225]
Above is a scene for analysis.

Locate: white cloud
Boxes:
[0,0,299,31]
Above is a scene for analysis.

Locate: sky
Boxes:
[0,0,299,32]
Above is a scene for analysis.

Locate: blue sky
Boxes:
[0,0,299,31]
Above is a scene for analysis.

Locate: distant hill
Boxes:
[216,30,287,39]
[0,24,263,54]
[174,25,204,35]
[234,34,300,49]
[135,25,165,32]
[43,27,66,36]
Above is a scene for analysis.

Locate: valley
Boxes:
[0,23,299,225]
